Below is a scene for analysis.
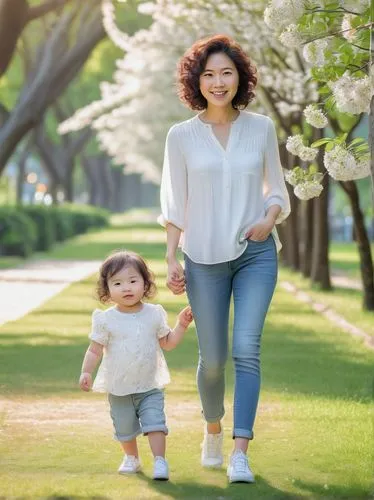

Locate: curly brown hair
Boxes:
[177,34,257,111]
[96,250,156,304]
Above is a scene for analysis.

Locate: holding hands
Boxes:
[167,258,186,295]
[178,305,194,329]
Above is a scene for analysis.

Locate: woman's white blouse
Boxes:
[159,110,291,264]
[89,304,171,396]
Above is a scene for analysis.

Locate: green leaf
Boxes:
[311,138,332,147]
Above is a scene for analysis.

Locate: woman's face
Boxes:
[199,52,239,109]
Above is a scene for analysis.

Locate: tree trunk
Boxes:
[0,0,71,79]
[111,168,126,212]
[15,137,32,203]
[340,180,374,311]
[64,161,74,202]
[300,199,314,278]
[0,0,28,78]
[370,94,374,201]
[310,173,331,290]
[0,2,105,172]
[280,147,300,270]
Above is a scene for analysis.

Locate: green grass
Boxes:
[0,218,373,499]
[330,242,374,280]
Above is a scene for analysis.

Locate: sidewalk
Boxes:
[0,260,101,326]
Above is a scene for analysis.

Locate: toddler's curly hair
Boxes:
[96,250,156,303]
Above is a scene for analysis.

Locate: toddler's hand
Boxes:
[79,372,92,392]
[178,305,194,329]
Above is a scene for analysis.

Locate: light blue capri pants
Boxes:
[108,388,168,442]
[184,236,277,440]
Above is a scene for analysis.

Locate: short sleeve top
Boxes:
[89,303,171,396]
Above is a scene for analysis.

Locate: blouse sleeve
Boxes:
[156,305,171,339]
[158,125,187,231]
[263,118,291,224]
[89,309,109,346]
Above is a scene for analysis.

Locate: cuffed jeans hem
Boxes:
[114,430,142,442]
[202,410,225,423]
[142,424,169,436]
[233,428,254,440]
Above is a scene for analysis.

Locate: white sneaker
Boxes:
[118,455,141,474]
[227,450,255,483]
[153,456,169,480]
[201,427,223,468]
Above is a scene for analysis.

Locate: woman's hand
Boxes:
[166,258,186,295]
[246,217,274,242]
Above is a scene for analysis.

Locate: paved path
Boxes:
[0,254,364,329]
[0,260,101,326]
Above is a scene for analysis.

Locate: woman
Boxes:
[159,34,290,483]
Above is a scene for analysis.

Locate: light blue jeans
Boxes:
[184,236,277,440]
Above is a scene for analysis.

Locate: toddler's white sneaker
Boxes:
[201,426,223,468]
[227,450,255,483]
[118,455,141,474]
[153,456,169,480]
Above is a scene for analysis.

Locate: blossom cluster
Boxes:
[328,73,371,115]
[303,105,328,128]
[323,145,370,181]
[286,135,318,162]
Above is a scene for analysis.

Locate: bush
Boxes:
[49,207,74,242]
[0,206,37,257]
[61,204,110,234]
[21,205,56,251]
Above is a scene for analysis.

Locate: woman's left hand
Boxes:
[245,218,274,242]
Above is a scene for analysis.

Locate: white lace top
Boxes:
[159,110,291,264]
[89,303,171,396]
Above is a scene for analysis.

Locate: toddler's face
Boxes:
[108,266,145,309]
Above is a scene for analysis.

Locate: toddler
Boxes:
[79,250,193,480]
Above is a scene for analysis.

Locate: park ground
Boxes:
[0,212,373,499]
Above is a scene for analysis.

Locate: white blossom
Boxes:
[341,0,369,14]
[284,169,299,186]
[286,135,318,161]
[101,0,130,51]
[328,73,371,114]
[279,24,303,48]
[264,1,305,31]
[286,134,304,156]
[324,145,370,180]
[294,181,323,200]
[303,104,328,128]
[299,146,318,162]
[341,14,355,41]
[303,39,328,67]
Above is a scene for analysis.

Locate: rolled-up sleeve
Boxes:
[158,125,187,230]
[263,118,291,224]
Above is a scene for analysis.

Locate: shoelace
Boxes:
[232,454,249,473]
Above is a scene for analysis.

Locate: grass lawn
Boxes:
[0,218,373,499]
[330,242,374,280]
[280,241,374,337]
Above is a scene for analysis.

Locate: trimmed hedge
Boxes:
[0,207,37,258]
[0,204,110,258]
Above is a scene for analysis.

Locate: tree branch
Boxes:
[26,0,71,22]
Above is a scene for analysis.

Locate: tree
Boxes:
[0,0,71,79]
[0,0,106,174]
[264,0,373,309]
